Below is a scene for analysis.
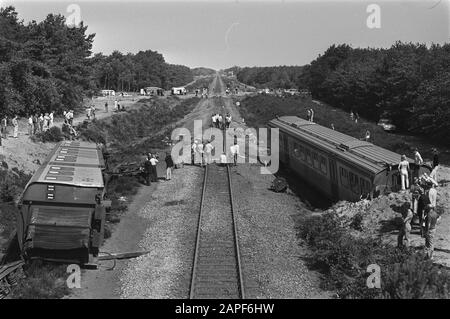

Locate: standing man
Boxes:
[397,202,413,248]
[410,177,423,217]
[197,141,204,167]
[150,154,159,182]
[143,155,152,186]
[1,116,7,139]
[28,115,34,136]
[230,142,239,166]
[49,111,54,128]
[91,105,96,120]
[165,152,174,181]
[306,109,311,121]
[204,140,213,165]
[12,115,18,138]
[192,140,199,165]
[32,114,38,134]
[310,108,314,122]
[211,114,217,128]
[425,204,438,259]
[414,148,423,179]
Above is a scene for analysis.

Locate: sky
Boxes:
[2,0,449,69]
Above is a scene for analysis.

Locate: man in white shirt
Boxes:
[204,141,214,165]
[230,142,239,166]
[211,114,217,128]
[414,148,423,178]
[192,140,199,165]
[220,153,228,166]
[197,141,204,167]
[428,184,437,209]
[150,154,159,182]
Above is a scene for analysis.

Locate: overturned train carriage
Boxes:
[17,141,108,264]
[269,116,432,202]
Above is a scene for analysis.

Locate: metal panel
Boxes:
[269,116,410,175]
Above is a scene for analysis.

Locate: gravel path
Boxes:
[120,165,202,298]
[230,163,330,299]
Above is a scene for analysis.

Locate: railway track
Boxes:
[189,163,245,299]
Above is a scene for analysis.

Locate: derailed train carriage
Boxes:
[269,116,432,202]
[16,141,108,264]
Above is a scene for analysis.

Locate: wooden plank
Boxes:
[97,251,150,261]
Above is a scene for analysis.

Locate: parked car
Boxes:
[377,118,396,132]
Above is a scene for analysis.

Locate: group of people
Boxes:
[1,115,19,139]
[398,175,439,259]
[306,108,315,122]
[141,152,174,185]
[211,113,232,129]
[191,139,240,167]
[398,148,439,191]
[86,105,97,120]
[26,112,55,136]
[350,110,360,123]
[397,148,440,259]
[191,140,214,166]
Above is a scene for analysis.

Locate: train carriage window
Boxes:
[299,145,306,161]
[340,167,349,187]
[313,152,319,169]
[320,156,327,175]
[360,177,371,196]
[293,143,300,158]
[306,148,312,165]
[349,172,360,194]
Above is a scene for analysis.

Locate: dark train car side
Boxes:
[16,141,108,264]
[269,116,431,202]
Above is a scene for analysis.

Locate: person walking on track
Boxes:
[230,142,239,166]
[204,140,213,165]
[192,140,199,165]
[165,152,174,181]
[398,155,410,191]
[197,141,204,167]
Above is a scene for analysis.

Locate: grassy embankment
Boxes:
[239,94,449,165]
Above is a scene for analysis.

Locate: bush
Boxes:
[297,212,450,298]
[32,126,64,143]
[9,260,70,299]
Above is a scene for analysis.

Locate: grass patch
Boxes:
[8,260,70,299]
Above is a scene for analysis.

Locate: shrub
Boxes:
[297,212,450,298]
[9,260,70,299]
[32,126,64,143]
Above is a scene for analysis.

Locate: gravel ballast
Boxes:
[120,165,202,298]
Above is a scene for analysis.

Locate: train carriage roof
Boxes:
[27,141,105,188]
[270,116,411,174]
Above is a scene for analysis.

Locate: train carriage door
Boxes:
[329,158,339,200]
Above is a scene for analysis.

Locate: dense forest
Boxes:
[191,67,216,76]
[226,66,304,89]
[300,43,450,144]
[0,6,193,117]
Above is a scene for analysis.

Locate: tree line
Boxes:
[300,43,450,145]
[0,6,193,117]
[226,65,304,89]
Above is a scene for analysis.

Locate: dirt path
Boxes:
[0,97,138,174]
